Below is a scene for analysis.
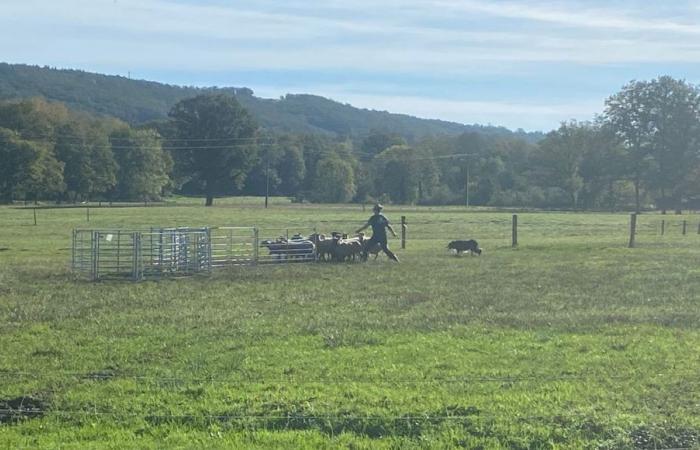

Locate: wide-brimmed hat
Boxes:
[373,203,383,211]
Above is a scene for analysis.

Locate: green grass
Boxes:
[1,201,699,449]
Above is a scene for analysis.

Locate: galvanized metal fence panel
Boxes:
[71,229,94,275]
[142,228,211,278]
[72,227,213,281]
[71,226,320,281]
[210,227,257,267]
[93,230,140,281]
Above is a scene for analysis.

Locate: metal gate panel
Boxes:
[210,227,257,267]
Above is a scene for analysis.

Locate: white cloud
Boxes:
[4,0,700,68]
[431,0,700,35]
[1,0,698,130]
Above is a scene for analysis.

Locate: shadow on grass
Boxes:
[0,396,46,424]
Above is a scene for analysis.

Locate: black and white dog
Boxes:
[447,239,482,256]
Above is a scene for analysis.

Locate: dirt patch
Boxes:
[0,396,46,424]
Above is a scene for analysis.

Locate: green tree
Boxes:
[169,94,258,206]
[644,77,700,212]
[276,140,306,195]
[54,122,118,201]
[311,155,356,203]
[605,77,700,212]
[577,123,627,209]
[244,134,306,197]
[533,121,592,209]
[604,80,657,212]
[0,98,69,140]
[360,130,406,157]
[0,128,64,203]
[373,145,421,204]
[110,128,172,201]
[20,147,65,202]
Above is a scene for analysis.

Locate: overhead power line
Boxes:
[7,131,483,161]
[15,133,277,143]
[0,368,684,384]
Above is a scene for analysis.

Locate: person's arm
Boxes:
[387,223,398,238]
[356,222,370,234]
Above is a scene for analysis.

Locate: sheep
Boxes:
[260,238,288,261]
[357,232,381,261]
[330,235,364,262]
[309,233,334,261]
[260,237,315,262]
[287,238,315,260]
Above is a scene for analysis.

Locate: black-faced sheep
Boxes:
[309,233,334,261]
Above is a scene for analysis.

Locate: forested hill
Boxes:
[0,63,542,142]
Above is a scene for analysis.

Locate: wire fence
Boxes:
[1,368,672,385]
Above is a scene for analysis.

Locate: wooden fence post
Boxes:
[697,222,700,235]
[86,207,90,223]
[628,213,637,248]
[661,219,665,235]
[33,208,37,226]
[401,216,406,249]
[682,220,687,235]
[512,214,518,247]
[253,228,259,265]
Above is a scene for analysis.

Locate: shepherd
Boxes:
[356,203,400,262]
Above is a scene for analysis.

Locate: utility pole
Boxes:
[264,150,270,209]
[465,163,470,208]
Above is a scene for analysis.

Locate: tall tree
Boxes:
[605,77,700,212]
[110,128,172,201]
[577,123,627,209]
[311,155,356,203]
[54,122,118,202]
[604,80,656,212]
[373,145,421,204]
[169,94,258,206]
[276,140,306,195]
[533,121,592,209]
[0,128,64,203]
[19,146,65,202]
[644,77,700,212]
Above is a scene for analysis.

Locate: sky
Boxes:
[2,0,700,131]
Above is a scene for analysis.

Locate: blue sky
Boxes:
[2,0,700,131]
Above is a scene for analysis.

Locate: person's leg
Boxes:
[380,241,399,262]
[361,236,378,261]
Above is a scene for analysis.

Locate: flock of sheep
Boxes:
[259,232,380,262]
[259,233,483,262]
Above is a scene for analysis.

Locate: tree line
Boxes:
[1,76,698,211]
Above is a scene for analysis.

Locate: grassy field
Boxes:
[1,200,699,449]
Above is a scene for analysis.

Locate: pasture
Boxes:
[1,200,699,449]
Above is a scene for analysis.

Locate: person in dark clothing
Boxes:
[356,203,400,262]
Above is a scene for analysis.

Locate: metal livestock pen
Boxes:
[72,226,316,281]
